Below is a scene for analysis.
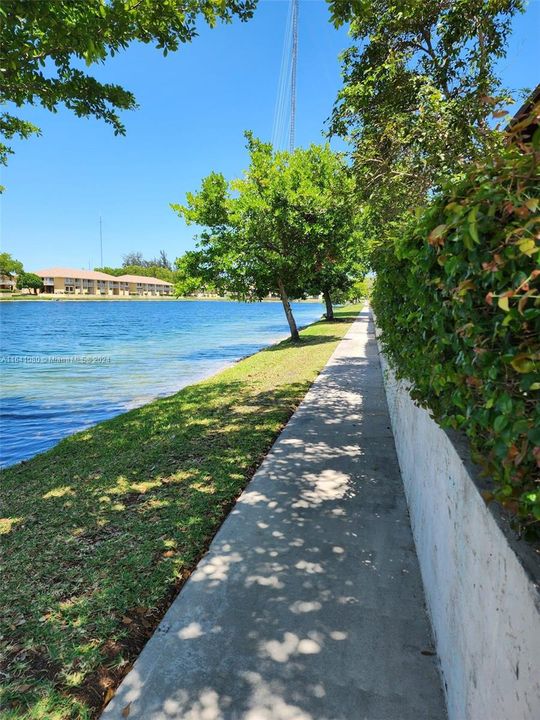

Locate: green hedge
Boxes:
[372,128,539,532]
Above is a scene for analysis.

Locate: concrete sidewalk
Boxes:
[103,309,446,720]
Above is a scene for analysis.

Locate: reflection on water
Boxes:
[0,300,323,467]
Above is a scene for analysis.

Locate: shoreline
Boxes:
[1,308,325,469]
[0,317,321,471]
[0,294,321,303]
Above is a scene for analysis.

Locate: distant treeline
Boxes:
[95,250,178,283]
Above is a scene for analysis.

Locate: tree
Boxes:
[175,250,219,296]
[0,252,23,278]
[172,134,359,340]
[16,271,44,294]
[328,0,525,229]
[122,252,145,268]
[120,250,172,270]
[304,228,368,320]
[93,266,124,276]
[121,264,175,282]
[0,0,257,166]
[155,249,172,270]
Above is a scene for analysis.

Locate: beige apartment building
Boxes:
[0,273,17,291]
[34,268,173,296]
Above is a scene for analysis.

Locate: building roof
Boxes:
[115,274,172,286]
[507,83,540,142]
[34,267,117,281]
[508,83,540,126]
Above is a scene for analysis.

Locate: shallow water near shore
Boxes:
[0,300,323,467]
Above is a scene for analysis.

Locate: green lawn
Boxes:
[0,306,361,720]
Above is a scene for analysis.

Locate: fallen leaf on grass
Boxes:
[121,616,133,625]
[481,490,494,505]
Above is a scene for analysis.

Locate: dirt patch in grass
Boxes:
[0,306,361,719]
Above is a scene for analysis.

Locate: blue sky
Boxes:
[1,0,538,271]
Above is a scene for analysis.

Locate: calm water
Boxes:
[0,300,323,467]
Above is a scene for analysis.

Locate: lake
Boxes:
[0,300,324,467]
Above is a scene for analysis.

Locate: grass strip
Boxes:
[0,305,361,719]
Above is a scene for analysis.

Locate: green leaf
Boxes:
[496,394,512,414]
[467,207,479,244]
[493,415,508,433]
[517,239,537,256]
[511,354,536,373]
[428,224,448,245]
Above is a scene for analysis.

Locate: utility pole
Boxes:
[289,0,299,153]
[99,216,103,267]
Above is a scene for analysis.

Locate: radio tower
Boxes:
[99,216,103,267]
[272,0,299,153]
[289,0,298,152]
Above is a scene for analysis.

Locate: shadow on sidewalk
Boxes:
[102,309,446,720]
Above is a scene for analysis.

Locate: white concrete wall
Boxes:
[379,354,540,720]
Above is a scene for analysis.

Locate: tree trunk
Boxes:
[323,288,334,321]
[277,278,300,341]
